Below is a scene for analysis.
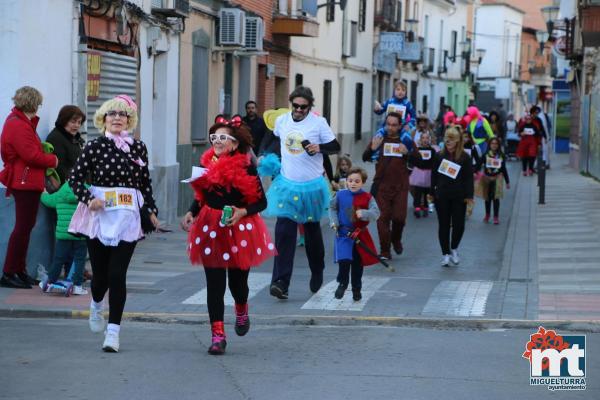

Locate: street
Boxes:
[1,318,598,400]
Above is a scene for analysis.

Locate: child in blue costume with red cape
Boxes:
[329,167,380,301]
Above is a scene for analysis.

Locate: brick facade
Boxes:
[231,0,290,114]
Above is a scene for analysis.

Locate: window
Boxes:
[451,31,457,60]
[355,83,363,141]
[410,80,418,107]
[395,0,402,29]
[422,95,428,114]
[326,0,335,22]
[359,0,367,32]
[323,80,332,124]
[295,73,303,87]
[413,1,418,19]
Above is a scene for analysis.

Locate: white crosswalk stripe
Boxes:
[182,272,272,305]
[301,277,390,311]
[422,281,493,317]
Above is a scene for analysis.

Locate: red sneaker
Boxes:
[483,214,490,223]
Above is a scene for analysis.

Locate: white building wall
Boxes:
[0,0,75,141]
[476,5,523,79]
[289,2,374,154]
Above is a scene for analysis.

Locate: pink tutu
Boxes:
[409,167,432,188]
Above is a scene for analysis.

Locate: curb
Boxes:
[1,308,600,333]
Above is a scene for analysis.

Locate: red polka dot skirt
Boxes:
[188,206,276,269]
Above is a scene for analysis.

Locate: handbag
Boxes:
[138,205,155,234]
[45,169,61,194]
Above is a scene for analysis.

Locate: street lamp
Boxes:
[405,18,418,42]
[541,6,559,35]
[535,30,550,54]
[475,48,486,65]
[460,39,472,78]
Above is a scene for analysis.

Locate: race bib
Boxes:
[103,188,137,211]
[523,128,535,136]
[386,104,406,119]
[486,156,502,169]
[383,142,404,157]
[438,159,461,179]
[419,150,432,160]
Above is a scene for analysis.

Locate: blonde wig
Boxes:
[93,96,138,132]
[12,86,43,113]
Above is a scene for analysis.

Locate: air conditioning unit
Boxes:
[245,17,264,51]
[151,0,190,18]
[219,8,246,46]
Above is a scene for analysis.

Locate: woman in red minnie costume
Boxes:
[181,115,276,355]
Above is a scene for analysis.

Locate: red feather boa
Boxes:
[191,148,261,205]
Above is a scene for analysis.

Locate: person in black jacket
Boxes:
[242,101,268,154]
[46,105,86,184]
[412,125,474,267]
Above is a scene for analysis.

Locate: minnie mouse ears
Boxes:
[214,114,242,128]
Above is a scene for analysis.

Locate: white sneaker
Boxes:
[102,330,120,353]
[72,285,88,295]
[441,255,451,267]
[450,249,460,265]
[89,303,106,333]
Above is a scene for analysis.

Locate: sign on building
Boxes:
[379,32,405,54]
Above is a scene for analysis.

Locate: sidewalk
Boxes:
[1,153,599,329]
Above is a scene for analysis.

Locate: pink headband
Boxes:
[114,94,137,112]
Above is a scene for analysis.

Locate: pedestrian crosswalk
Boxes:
[301,277,390,311]
[182,273,273,306]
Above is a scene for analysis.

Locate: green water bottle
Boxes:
[221,205,233,225]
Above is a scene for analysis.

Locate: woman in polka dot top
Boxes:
[68,95,158,353]
[181,115,276,355]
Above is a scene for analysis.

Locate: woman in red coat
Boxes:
[0,87,58,289]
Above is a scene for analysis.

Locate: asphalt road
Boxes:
[1,318,597,400]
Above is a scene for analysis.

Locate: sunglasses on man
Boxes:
[292,103,310,111]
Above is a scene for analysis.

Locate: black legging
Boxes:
[204,268,250,323]
[522,157,535,172]
[435,197,466,255]
[412,186,429,209]
[337,246,363,290]
[87,239,137,325]
[485,179,500,217]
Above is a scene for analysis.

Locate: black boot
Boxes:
[352,288,362,301]
[0,273,31,289]
[17,272,39,286]
[334,284,347,299]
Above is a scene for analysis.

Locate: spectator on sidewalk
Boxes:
[46,105,86,184]
[40,182,88,295]
[68,94,159,353]
[411,125,474,267]
[362,112,413,260]
[0,86,58,289]
[265,86,340,300]
[181,114,275,355]
[242,101,268,155]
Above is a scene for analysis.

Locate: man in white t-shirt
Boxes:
[267,86,340,300]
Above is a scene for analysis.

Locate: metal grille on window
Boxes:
[85,50,137,138]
